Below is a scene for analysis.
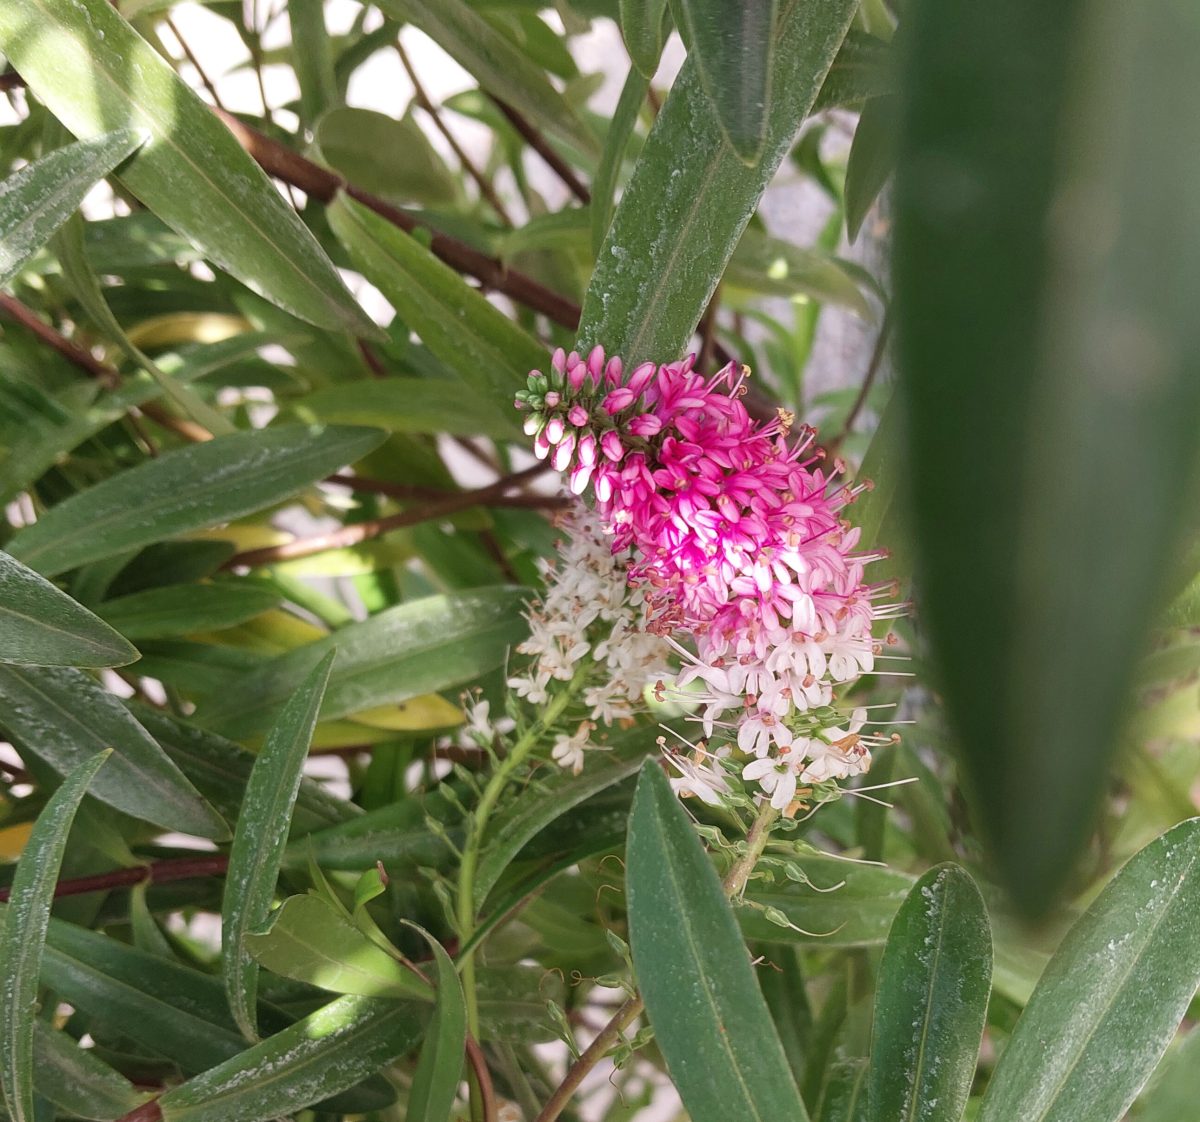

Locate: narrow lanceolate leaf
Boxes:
[293,377,518,439]
[0,0,377,336]
[0,129,143,288]
[196,586,528,740]
[0,751,109,1122]
[0,551,138,669]
[246,894,430,1001]
[619,0,669,78]
[677,0,778,163]
[578,0,856,364]
[33,1021,150,1121]
[374,0,596,157]
[0,665,228,839]
[978,819,1200,1122]
[223,652,335,1040]
[592,65,651,255]
[404,925,467,1122]
[867,864,992,1122]
[627,762,809,1122]
[328,193,537,417]
[96,582,281,641]
[894,1,1200,912]
[6,424,385,577]
[155,995,423,1122]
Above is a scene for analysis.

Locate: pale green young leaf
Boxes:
[592,66,650,256]
[619,0,669,78]
[403,924,466,1122]
[223,651,335,1040]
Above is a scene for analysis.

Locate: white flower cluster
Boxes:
[507,506,669,768]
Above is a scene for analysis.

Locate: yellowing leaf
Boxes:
[0,822,34,860]
[348,695,464,732]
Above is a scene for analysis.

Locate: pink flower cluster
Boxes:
[518,346,898,810]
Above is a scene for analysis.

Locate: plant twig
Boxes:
[827,308,892,458]
[223,463,551,569]
[213,109,582,330]
[396,40,513,226]
[532,799,780,1122]
[490,97,591,204]
[165,13,227,111]
[0,854,229,904]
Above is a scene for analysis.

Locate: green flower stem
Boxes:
[456,663,589,1037]
[532,796,781,1122]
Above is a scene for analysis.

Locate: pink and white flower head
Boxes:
[518,347,901,806]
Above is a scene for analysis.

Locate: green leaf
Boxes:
[96,582,280,640]
[844,96,896,243]
[740,856,914,947]
[131,704,357,836]
[223,651,334,1039]
[402,925,466,1122]
[196,586,528,739]
[894,1,1200,912]
[727,228,871,315]
[592,65,650,256]
[289,0,338,127]
[32,1021,149,1121]
[626,762,809,1122]
[0,0,378,336]
[6,424,386,577]
[578,0,857,364]
[813,30,894,111]
[374,0,596,157]
[978,819,1200,1122]
[155,995,422,1122]
[292,376,518,438]
[0,750,109,1122]
[0,551,138,668]
[328,192,536,417]
[677,0,777,163]
[246,893,429,1001]
[313,107,459,207]
[867,864,992,1122]
[619,0,669,77]
[1134,1025,1200,1122]
[0,665,229,839]
[0,128,143,288]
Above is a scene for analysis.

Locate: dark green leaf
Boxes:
[844,96,896,243]
[895,1,1200,912]
[289,0,337,126]
[32,1021,149,1121]
[223,652,334,1039]
[627,762,809,1122]
[578,0,857,364]
[677,0,777,163]
[6,424,386,577]
[977,819,1200,1122]
[813,30,894,112]
[0,551,138,669]
[592,65,650,255]
[403,925,466,1122]
[619,0,669,77]
[0,665,229,839]
[0,751,108,1122]
[0,0,378,335]
[328,192,536,418]
[0,129,143,288]
[196,586,528,739]
[97,582,280,641]
[867,864,991,1122]
[293,376,518,438]
[155,995,422,1122]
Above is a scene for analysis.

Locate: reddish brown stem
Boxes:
[224,463,552,568]
[491,98,591,204]
[0,294,115,386]
[0,854,229,904]
[213,110,581,330]
[115,1100,163,1122]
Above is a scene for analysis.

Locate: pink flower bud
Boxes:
[523,414,543,436]
[568,404,589,427]
[577,432,598,468]
[568,362,587,391]
[587,344,605,384]
[627,361,656,397]
[601,430,624,462]
[569,461,594,495]
[605,356,624,387]
[533,429,551,460]
[602,387,636,414]
[545,417,565,444]
[552,432,576,472]
[629,413,663,437]
[551,347,566,374]
[544,390,561,408]
[594,468,614,503]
